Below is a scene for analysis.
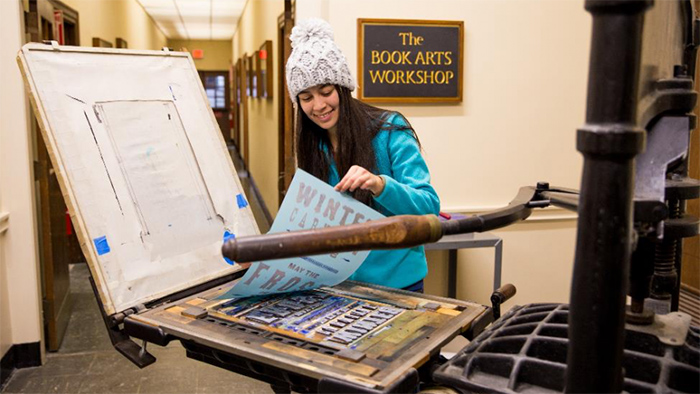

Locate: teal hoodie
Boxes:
[326,112,440,289]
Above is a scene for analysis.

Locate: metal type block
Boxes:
[181,306,207,319]
[354,321,377,331]
[335,348,367,362]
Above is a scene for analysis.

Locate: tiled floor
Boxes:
[1,145,275,394]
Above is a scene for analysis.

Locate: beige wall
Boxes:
[232,0,285,215]
[169,39,232,71]
[0,0,44,361]
[62,0,167,50]
[294,0,590,309]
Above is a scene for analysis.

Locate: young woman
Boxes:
[285,19,440,292]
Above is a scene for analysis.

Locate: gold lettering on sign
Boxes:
[398,32,424,46]
[365,29,457,88]
[368,70,455,85]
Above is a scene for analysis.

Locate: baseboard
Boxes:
[0,342,41,388]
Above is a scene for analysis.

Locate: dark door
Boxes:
[30,0,81,352]
[232,59,243,148]
[199,71,232,143]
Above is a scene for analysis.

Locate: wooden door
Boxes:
[30,0,81,352]
[277,0,295,206]
[233,59,243,147]
[240,55,250,168]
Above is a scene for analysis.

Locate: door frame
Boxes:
[277,0,295,205]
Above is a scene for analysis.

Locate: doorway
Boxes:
[277,0,295,205]
[27,0,82,352]
[199,70,232,143]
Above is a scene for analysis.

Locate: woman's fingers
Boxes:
[335,166,375,192]
[335,166,382,194]
[335,165,363,192]
[348,173,371,191]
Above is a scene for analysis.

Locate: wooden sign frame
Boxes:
[357,19,464,103]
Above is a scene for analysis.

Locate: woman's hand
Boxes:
[335,165,385,196]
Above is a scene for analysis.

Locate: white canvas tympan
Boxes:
[18,44,259,315]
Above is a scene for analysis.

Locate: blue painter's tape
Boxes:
[236,194,248,209]
[93,236,111,256]
[223,231,235,265]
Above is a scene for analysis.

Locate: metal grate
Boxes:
[433,303,700,393]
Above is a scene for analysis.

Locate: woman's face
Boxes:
[298,84,340,130]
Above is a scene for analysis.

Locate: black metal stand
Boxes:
[566,1,650,392]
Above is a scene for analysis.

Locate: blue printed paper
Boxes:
[219,169,384,298]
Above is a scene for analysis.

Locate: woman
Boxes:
[285,19,440,292]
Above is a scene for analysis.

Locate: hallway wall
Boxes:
[61,0,167,50]
[168,40,232,71]
[295,0,590,308]
[0,0,43,362]
[232,0,285,215]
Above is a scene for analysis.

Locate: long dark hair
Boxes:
[295,86,419,206]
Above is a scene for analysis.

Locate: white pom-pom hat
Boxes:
[285,18,356,101]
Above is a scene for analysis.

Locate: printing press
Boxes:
[17,0,700,392]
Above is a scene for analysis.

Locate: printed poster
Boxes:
[218,169,385,299]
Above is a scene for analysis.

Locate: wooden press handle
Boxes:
[222,214,443,263]
[493,283,517,302]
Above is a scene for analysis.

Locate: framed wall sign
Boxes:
[257,40,273,99]
[115,37,128,49]
[248,53,257,99]
[241,55,250,98]
[357,19,463,103]
[92,37,113,48]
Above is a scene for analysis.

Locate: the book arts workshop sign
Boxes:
[358,19,463,103]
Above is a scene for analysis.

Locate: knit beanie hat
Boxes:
[285,18,356,100]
